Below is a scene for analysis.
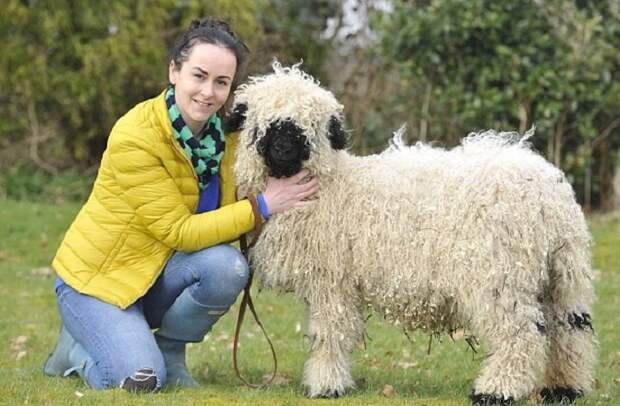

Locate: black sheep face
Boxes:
[257,119,310,178]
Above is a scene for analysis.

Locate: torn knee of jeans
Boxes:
[120,367,160,392]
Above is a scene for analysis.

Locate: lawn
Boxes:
[0,199,617,405]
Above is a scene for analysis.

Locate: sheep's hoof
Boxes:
[306,388,344,399]
[540,387,582,404]
[469,391,514,405]
[317,391,342,399]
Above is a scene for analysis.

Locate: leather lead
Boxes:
[233,193,278,388]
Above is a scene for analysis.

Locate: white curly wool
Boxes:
[232,63,596,402]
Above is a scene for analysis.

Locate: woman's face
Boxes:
[169,42,237,135]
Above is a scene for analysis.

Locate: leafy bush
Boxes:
[373,0,620,208]
[0,166,94,203]
[0,0,263,171]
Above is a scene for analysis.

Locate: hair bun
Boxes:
[188,19,201,31]
[199,17,236,38]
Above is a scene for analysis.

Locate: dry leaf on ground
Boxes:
[396,361,418,369]
[30,266,54,277]
[10,335,28,360]
[382,384,396,397]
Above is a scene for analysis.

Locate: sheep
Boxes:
[226,63,596,405]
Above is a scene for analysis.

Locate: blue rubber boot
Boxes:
[154,289,229,387]
[43,325,75,376]
[44,325,95,382]
[65,342,97,382]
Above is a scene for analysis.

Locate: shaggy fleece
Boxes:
[230,63,596,403]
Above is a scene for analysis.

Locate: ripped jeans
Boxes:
[55,244,249,390]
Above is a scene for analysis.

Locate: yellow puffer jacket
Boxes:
[52,91,255,309]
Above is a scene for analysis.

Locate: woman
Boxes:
[43,17,318,392]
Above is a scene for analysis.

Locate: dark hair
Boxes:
[169,17,249,87]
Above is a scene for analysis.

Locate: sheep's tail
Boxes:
[380,125,408,155]
[389,125,408,150]
[519,126,536,145]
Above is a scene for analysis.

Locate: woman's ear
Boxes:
[224,102,248,132]
[328,116,347,150]
[168,61,178,85]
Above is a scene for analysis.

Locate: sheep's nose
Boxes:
[272,138,296,160]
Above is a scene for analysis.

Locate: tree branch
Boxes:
[593,117,620,150]
[27,100,58,175]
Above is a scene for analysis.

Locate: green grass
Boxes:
[0,199,618,405]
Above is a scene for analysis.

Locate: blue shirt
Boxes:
[196,175,220,213]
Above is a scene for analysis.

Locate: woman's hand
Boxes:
[261,170,319,215]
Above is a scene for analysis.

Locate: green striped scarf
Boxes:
[165,86,225,191]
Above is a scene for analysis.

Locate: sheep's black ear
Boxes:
[223,103,247,132]
[328,115,347,150]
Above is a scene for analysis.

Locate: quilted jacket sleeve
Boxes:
[107,128,255,252]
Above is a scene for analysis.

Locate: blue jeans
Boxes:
[55,244,249,389]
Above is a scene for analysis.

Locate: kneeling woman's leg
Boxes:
[142,244,249,387]
[55,284,166,391]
